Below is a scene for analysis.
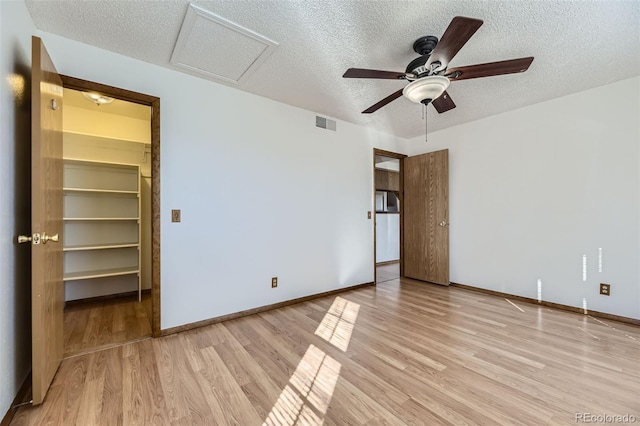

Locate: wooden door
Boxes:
[30,36,64,404]
[403,149,449,285]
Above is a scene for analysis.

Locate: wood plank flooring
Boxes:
[63,293,152,357]
[14,276,640,425]
[376,262,399,284]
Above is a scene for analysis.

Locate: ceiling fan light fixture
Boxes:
[402,76,450,104]
[82,92,114,105]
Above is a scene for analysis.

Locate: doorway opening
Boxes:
[59,76,161,356]
[372,148,450,286]
[373,149,406,285]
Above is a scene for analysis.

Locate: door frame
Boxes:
[372,148,407,284]
[59,75,162,336]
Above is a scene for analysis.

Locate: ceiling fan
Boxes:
[343,16,534,114]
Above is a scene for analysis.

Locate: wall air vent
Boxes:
[316,116,336,131]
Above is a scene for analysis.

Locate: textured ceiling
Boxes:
[25,1,640,139]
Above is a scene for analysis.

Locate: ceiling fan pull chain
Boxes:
[425,108,428,143]
[422,103,425,120]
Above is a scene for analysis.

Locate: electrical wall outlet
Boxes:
[600,283,611,296]
[272,277,278,288]
[171,209,181,222]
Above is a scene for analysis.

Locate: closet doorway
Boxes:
[60,81,159,357]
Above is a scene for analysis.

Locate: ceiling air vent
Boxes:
[316,116,336,131]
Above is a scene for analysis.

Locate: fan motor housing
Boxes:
[406,35,439,76]
[413,36,438,55]
[405,55,429,76]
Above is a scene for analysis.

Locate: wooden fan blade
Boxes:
[362,89,404,114]
[343,68,411,80]
[446,57,534,81]
[431,91,456,113]
[426,16,483,70]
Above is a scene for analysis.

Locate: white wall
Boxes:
[35,31,407,329]
[63,103,151,144]
[0,0,35,415]
[406,77,640,320]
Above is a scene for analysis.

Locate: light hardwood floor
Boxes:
[376,262,399,284]
[13,277,640,425]
[63,293,152,357]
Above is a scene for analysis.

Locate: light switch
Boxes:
[171,209,181,222]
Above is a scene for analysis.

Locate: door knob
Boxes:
[18,235,32,244]
[17,232,59,245]
[42,233,59,243]
[439,221,449,227]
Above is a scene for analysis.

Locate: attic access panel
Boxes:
[170,4,278,85]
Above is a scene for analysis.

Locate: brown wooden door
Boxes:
[403,149,449,285]
[30,36,64,404]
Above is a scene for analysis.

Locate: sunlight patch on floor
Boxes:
[264,297,360,425]
[314,296,360,352]
[263,345,341,426]
[505,298,525,313]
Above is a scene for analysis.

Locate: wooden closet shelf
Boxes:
[64,243,140,252]
[63,188,139,195]
[64,217,140,221]
[64,267,140,281]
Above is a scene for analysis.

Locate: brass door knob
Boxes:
[17,232,59,244]
[42,233,59,243]
[17,235,32,244]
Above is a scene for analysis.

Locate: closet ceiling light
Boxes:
[82,92,114,105]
